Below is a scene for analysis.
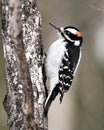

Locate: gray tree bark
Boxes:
[2,0,47,130]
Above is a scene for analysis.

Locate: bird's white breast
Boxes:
[46,39,67,90]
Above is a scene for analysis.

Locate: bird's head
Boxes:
[49,22,83,47]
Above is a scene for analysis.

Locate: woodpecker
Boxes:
[44,22,83,117]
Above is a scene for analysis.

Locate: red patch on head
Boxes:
[76,31,82,37]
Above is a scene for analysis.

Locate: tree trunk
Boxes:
[2,0,48,130]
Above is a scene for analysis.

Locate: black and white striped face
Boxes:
[49,22,83,47]
[62,26,83,47]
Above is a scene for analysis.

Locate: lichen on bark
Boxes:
[2,0,47,130]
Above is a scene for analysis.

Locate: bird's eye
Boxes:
[64,30,70,35]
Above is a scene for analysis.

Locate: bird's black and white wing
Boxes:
[58,50,74,103]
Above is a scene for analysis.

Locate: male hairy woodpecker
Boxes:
[44,22,83,117]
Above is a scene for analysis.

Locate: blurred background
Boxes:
[0,0,104,130]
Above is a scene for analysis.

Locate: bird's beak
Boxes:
[49,22,64,33]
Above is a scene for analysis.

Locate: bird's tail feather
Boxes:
[44,86,59,117]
